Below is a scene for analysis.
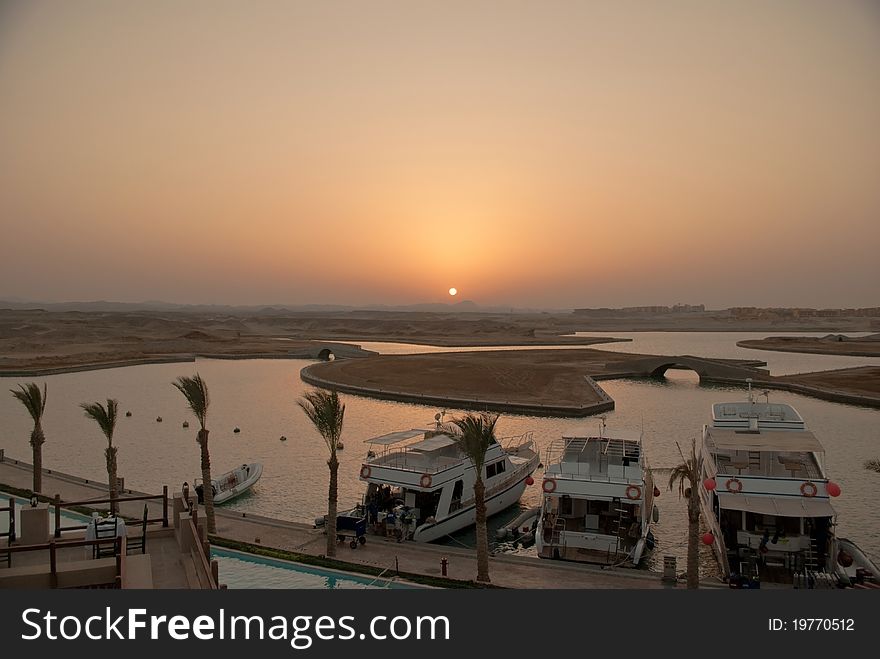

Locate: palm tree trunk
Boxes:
[198,429,216,534]
[686,490,701,589]
[31,424,44,493]
[474,477,490,582]
[326,453,338,557]
[106,446,118,515]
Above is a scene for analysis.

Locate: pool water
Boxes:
[0,491,92,537]
[212,547,417,589]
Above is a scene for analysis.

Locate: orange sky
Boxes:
[1,0,878,308]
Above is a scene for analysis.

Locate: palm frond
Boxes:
[298,389,345,453]
[10,382,47,423]
[865,459,880,474]
[445,412,499,471]
[173,374,210,429]
[667,438,702,499]
[81,399,119,446]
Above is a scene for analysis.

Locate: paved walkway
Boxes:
[1,458,722,589]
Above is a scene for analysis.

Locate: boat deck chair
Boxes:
[126,505,149,555]
[93,517,118,559]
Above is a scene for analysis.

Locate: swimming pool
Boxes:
[0,491,92,537]
[212,547,418,589]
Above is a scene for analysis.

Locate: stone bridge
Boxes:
[605,355,769,382]
[297,342,377,361]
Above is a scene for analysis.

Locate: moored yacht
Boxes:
[698,388,843,586]
[352,422,539,543]
[536,420,657,566]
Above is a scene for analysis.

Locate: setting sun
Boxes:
[448,288,457,297]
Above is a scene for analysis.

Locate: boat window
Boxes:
[486,461,506,478]
[450,480,464,512]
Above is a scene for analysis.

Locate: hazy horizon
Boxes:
[1,1,878,309]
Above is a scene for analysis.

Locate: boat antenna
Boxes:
[746,378,754,404]
[762,389,770,404]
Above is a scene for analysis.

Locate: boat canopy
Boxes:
[363,429,427,445]
[706,428,824,453]
[409,433,457,452]
[717,493,835,517]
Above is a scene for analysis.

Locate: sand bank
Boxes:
[737,334,880,357]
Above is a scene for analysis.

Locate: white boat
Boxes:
[697,387,843,586]
[351,423,540,543]
[196,463,263,505]
[535,420,657,566]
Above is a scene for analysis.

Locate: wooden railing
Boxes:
[53,486,168,538]
[3,536,125,588]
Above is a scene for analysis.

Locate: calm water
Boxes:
[212,548,414,589]
[1,332,878,574]
[569,331,878,375]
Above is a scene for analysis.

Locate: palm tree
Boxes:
[81,399,120,514]
[668,438,703,589]
[298,389,345,557]
[448,412,499,583]
[173,374,216,534]
[10,382,48,492]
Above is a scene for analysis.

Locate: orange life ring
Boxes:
[626,485,641,500]
[359,465,371,479]
[542,478,557,493]
[800,481,818,497]
[420,474,433,488]
[725,478,743,493]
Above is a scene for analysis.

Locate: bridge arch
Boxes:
[649,362,706,378]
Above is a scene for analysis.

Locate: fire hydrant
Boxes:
[441,557,448,577]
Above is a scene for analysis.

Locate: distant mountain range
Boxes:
[0,297,559,314]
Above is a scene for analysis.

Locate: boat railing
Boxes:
[500,431,535,450]
[367,449,462,474]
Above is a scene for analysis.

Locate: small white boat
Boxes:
[196,463,262,505]
[496,506,540,544]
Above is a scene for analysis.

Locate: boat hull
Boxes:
[412,475,530,542]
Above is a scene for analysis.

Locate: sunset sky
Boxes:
[1,1,878,309]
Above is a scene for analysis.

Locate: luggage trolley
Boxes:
[335,513,368,549]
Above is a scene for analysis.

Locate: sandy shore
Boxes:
[302,349,635,416]
[772,366,880,403]
[737,334,880,357]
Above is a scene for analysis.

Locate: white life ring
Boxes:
[800,481,818,497]
[420,474,433,488]
[626,485,642,500]
[359,465,371,479]
[726,478,743,493]
[542,478,557,493]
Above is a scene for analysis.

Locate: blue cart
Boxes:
[335,514,367,549]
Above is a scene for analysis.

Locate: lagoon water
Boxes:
[1,332,878,572]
